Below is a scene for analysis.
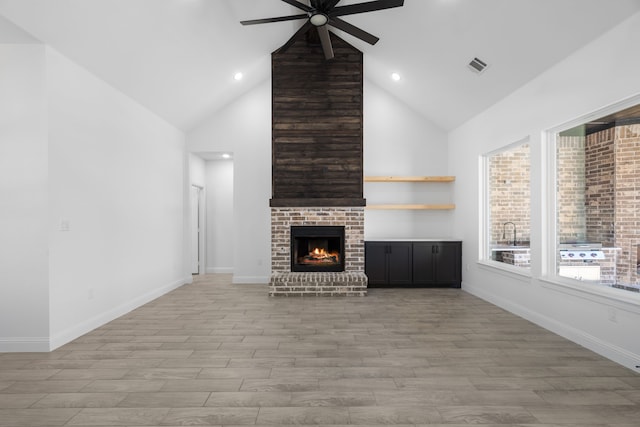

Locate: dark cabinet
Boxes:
[365,241,461,288]
[365,242,412,286]
[364,242,387,286]
[412,242,461,287]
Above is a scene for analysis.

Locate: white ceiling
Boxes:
[2,0,639,132]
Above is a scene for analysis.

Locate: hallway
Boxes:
[1,274,638,426]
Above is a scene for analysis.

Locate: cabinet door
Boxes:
[434,242,462,287]
[365,242,388,285]
[412,242,436,284]
[387,242,413,285]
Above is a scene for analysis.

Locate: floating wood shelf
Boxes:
[364,176,455,182]
[364,176,456,210]
[366,204,456,210]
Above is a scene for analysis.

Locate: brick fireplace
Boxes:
[269,208,367,296]
[267,30,368,296]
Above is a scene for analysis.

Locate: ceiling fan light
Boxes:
[309,13,329,26]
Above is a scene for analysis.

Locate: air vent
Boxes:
[468,57,488,74]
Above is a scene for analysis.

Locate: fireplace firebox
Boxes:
[291,226,345,272]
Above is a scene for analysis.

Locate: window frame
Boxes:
[543,94,640,308]
[479,137,532,277]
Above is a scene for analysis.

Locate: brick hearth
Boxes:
[269,207,367,296]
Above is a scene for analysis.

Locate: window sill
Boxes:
[540,276,640,314]
[477,259,532,282]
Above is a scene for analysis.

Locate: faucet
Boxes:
[503,222,517,246]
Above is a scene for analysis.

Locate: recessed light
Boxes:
[222,153,231,159]
[233,72,243,81]
[391,72,401,81]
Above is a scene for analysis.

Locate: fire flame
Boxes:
[311,247,328,257]
[301,247,339,264]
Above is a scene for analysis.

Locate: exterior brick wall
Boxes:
[269,207,367,296]
[614,124,640,287]
[557,136,586,242]
[585,129,616,246]
[489,144,530,245]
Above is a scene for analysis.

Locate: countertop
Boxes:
[365,238,462,242]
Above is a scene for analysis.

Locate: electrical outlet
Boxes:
[88,288,94,300]
[59,219,70,231]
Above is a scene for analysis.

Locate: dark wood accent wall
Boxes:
[270,30,365,207]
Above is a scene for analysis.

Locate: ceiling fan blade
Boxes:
[275,20,314,54]
[325,0,342,10]
[317,25,335,60]
[311,0,338,8]
[330,0,404,17]
[328,16,379,45]
[281,0,313,12]
[241,14,308,25]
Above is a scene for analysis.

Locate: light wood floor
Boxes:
[1,274,639,426]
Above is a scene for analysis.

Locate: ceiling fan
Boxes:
[240,0,404,60]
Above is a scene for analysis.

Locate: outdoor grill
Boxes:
[559,242,605,260]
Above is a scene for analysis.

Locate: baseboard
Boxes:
[48,277,189,351]
[0,337,50,352]
[464,282,640,373]
[206,267,234,274]
[232,275,269,284]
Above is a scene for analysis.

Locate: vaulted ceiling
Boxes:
[2,0,639,132]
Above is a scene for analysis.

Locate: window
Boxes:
[552,102,640,293]
[483,140,531,269]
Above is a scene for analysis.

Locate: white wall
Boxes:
[46,47,187,349]
[1,43,188,351]
[188,81,271,283]
[189,153,206,187]
[205,159,234,273]
[449,12,640,372]
[0,13,38,43]
[364,81,451,239]
[0,44,50,350]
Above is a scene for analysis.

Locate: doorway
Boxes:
[190,185,203,274]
